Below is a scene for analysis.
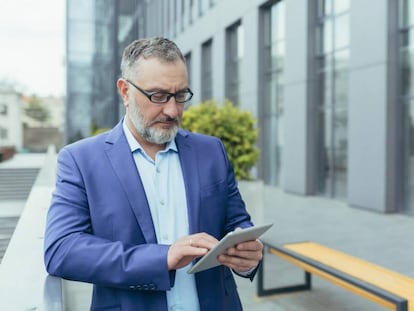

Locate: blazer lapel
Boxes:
[104,122,157,243]
[176,130,201,234]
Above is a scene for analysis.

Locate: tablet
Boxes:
[187,223,273,274]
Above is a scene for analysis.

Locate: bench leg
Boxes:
[396,300,408,311]
[257,246,312,297]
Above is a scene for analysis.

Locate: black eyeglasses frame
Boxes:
[125,79,193,105]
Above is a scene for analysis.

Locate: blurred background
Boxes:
[1,1,414,310]
[1,0,413,216]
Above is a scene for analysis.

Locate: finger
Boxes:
[226,248,263,261]
[185,233,219,250]
[217,254,256,271]
[236,239,263,251]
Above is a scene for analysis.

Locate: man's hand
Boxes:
[217,230,263,273]
[167,233,218,270]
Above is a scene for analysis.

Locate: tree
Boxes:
[25,96,50,123]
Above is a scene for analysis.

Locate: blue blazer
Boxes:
[44,121,254,311]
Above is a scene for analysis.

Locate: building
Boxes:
[0,85,22,151]
[21,95,65,152]
[65,0,414,216]
[66,0,143,143]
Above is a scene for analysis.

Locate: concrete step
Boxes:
[0,168,39,200]
[0,216,19,263]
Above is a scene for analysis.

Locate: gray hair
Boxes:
[120,37,185,79]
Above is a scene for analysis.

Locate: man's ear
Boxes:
[116,79,129,106]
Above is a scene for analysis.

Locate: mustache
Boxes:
[153,116,180,124]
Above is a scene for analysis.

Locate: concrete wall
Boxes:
[347,0,397,212]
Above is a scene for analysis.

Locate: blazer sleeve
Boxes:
[44,147,175,291]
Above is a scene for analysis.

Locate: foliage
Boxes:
[181,100,259,180]
[25,96,50,123]
[92,127,111,136]
[90,120,110,136]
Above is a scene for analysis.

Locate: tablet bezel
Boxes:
[187,223,273,274]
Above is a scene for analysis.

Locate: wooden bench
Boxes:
[257,241,414,311]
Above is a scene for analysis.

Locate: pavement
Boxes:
[235,186,414,311]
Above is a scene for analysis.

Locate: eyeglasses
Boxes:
[125,79,193,105]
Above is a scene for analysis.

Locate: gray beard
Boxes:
[128,97,179,145]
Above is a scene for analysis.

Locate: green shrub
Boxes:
[181,100,259,180]
[91,127,111,136]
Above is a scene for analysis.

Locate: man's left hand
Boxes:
[217,235,263,273]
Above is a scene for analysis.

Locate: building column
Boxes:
[348,0,398,212]
[283,0,313,194]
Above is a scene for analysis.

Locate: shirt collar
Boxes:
[122,116,178,154]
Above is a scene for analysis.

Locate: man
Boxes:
[44,37,263,311]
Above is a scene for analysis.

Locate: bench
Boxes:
[257,241,414,311]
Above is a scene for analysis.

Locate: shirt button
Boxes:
[170,305,177,311]
[162,234,169,241]
[156,167,161,173]
[160,200,165,205]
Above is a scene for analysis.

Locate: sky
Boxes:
[0,0,65,97]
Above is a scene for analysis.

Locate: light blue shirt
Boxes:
[123,120,200,311]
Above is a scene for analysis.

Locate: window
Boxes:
[189,0,195,24]
[225,20,243,106]
[399,0,414,214]
[201,39,213,101]
[315,0,350,199]
[259,1,285,186]
[0,127,8,139]
[198,0,208,16]
[185,52,192,89]
[0,104,7,115]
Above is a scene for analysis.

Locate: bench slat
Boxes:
[282,242,414,310]
[271,248,398,310]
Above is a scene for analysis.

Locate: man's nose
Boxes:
[162,96,181,117]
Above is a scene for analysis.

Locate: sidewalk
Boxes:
[236,186,414,310]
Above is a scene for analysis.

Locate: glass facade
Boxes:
[225,21,243,106]
[66,0,141,143]
[399,0,414,215]
[315,0,350,199]
[259,1,285,186]
[66,0,95,142]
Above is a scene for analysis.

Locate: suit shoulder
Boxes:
[178,128,221,144]
[61,130,110,154]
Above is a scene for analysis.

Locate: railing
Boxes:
[0,146,65,310]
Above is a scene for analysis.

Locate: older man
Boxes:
[44,37,263,311]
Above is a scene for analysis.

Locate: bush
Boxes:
[181,100,259,180]
[91,127,111,136]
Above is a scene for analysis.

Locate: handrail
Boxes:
[0,145,64,310]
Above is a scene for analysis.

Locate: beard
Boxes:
[128,96,180,145]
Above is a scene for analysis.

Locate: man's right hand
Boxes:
[167,233,218,270]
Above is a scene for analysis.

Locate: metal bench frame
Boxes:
[257,243,408,311]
